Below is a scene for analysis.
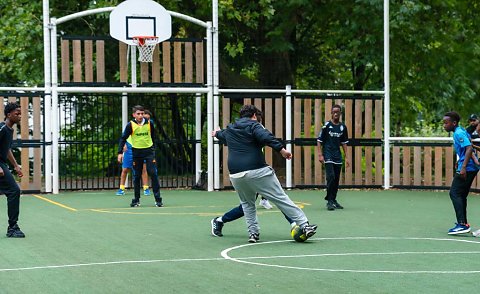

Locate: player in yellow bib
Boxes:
[118,105,163,207]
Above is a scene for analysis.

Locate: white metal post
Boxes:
[206,21,214,191]
[383,0,391,189]
[212,0,220,190]
[195,93,202,184]
[50,19,59,194]
[286,85,293,189]
[43,0,52,193]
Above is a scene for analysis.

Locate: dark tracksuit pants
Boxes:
[132,148,161,201]
[324,163,342,201]
[0,162,21,227]
[449,170,478,224]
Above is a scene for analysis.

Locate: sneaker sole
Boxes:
[210,219,223,237]
[448,229,471,235]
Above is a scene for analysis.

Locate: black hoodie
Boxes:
[215,117,285,174]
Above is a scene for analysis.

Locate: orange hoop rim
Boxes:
[132,36,159,46]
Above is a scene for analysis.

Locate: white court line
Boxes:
[221,237,480,274]
[3,237,480,274]
[0,257,224,272]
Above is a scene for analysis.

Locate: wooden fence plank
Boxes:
[445,146,454,187]
[354,99,363,185]
[61,40,70,83]
[152,45,161,82]
[185,42,193,83]
[314,99,322,185]
[364,100,373,185]
[424,147,432,186]
[140,62,149,83]
[195,42,204,83]
[375,99,383,185]
[403,147,411,185]
[413,147,422,186]
[96,40,105,82]
[72,40,82,82]
[84,40,93,82]
[293,98,302,185]
[434,147,443,187]
[344,99,353,185]
[393,146,400,185]
[20,97,29,190]
[303,99,312,184]
[264,98,273,166]
[162,42,171,83]
[222,98,230,187]
[174,42,182,83]
[119,43,128,83]
[33,97,42,190]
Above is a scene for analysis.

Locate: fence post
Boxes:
[286,85,292,189]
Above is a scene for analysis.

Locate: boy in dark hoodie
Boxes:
[212,105,317,243]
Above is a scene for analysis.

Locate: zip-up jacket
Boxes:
[215,117,284,174]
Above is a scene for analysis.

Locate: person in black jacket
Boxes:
[210,110,294,238]
[0,102,25,238]
[212,105,317,243]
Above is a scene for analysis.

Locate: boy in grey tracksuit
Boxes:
[212,105,317,243]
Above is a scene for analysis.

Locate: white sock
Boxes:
[217,217,224,223]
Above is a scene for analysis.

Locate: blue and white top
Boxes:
[453,126,478,172]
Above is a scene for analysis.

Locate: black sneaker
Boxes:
[326,201,335,211]
[211,217,224,237]
[303,224,317,239]
[248,233,260,243]
[155,198,163,207]
[333,200,344,209]
[6,224,25,238]
[130,198,140,207]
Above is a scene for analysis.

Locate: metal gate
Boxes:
[58,92,202,190]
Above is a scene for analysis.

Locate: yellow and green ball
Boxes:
[291,225,307,242]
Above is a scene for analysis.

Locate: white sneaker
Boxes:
[259,199,273,209]
[472,229,480,237]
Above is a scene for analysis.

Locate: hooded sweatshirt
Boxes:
[215,117,285,174]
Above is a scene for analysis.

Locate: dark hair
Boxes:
[239,105,259,118]
[4,102,20,117]
[132,105,144,113]
[256,109,263,123]
[144,109,152,116]
[332,104,342,111]
[444,111,461,123]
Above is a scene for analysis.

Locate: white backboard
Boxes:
[110,0,172,45]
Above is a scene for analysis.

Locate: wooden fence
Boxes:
[220,94,480,192]
[0,94,43,192]
[60,37,204,85]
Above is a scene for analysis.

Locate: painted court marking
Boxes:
[2,237,480,274]
[32,194,77,211]
[221,237,480,274]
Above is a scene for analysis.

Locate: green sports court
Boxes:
[1,189,480,293]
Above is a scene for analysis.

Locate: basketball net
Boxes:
[132,36,159,62]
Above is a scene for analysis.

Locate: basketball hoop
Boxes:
[132,36,160,62]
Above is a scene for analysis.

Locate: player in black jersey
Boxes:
[317,104,349,210]
[0,102,25,237]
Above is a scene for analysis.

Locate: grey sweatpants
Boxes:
[229,166,309,235]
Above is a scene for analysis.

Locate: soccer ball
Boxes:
[291,225,307,242]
